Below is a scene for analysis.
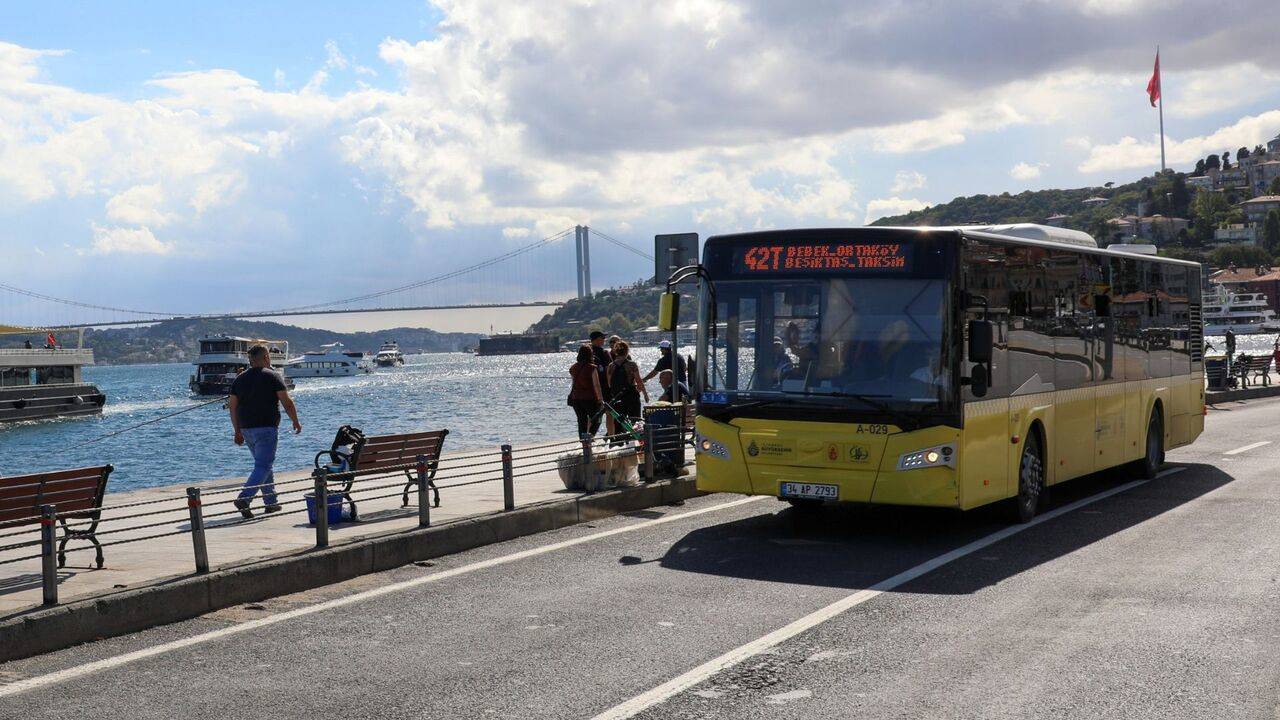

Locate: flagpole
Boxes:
[1157,45,1166,173]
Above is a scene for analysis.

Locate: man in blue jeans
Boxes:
[228,345,302,519]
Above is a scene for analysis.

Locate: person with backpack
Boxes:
[607,341,648,426]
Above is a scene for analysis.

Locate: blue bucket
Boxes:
[304,492,346,526]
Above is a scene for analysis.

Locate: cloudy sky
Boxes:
[3,0,1280,328]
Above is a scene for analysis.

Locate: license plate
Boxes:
[779,482,838,500]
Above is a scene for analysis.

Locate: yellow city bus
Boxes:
[674,225,1204,521]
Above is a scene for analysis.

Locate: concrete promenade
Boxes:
[0,437,609,617]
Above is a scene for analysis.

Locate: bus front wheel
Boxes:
[1011,433,1044,523]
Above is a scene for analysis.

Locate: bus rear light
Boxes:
[897,444,957,471]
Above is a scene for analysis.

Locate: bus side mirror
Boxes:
[968,320,993,364]
[658,292,679,332]
[968,363,989,398]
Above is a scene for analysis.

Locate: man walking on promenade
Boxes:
[228,344,301,519]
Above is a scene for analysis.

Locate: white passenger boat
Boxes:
[0,328,105,422]
[283,343,373,378]
[1203,286,1277,335]
[373,340,405,367]
[189,335,293,395]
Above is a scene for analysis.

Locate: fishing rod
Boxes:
[68,395,229,450]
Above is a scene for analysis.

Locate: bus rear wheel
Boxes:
[1134,410,1164,480]
[1011,433,1044,523]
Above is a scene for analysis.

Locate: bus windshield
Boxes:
[704,277,952,411]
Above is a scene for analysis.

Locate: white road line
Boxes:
[0,495,766,698]
[1224,441,1271,456]
[591,466,1186,720]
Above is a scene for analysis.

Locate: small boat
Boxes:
[0,329,106,422]
[1203,286,1277,335]
[374,340,405,367]
[284,343,373,378]
[189,335,293,395]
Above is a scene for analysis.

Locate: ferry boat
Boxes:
[475,333,560,356]
[1203,286,1277,335]
[283,343,373,378]
[373,340,405,367]
[189,335,293,395]
[0,330,106,422]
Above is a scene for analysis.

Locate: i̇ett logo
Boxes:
[747,440,759,457]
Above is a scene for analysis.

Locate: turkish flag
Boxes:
[1146,51,1161,107]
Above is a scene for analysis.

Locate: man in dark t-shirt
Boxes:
[643,340,686,387]
[228,345,301,519]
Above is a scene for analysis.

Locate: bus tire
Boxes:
[1135,410,1164,480]
[1011,433,1044,524]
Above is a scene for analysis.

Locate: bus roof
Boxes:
[703,225,1201,268]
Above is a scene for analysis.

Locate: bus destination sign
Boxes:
[735,242,911,274]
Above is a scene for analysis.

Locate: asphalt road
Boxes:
[2,397,1279,719]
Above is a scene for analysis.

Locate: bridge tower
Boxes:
[575,225,592,298]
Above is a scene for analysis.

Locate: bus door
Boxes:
[1095,258,1130,470]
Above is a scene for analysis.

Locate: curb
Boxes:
[1206,384,1280,404]
[0,476,703,663]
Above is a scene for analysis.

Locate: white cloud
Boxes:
[502,226,531,238]
[1078,109,1280,173]
[1170,63,1280,119]
[89,224,173,255]
[1010,162,1047,181]
[323,40,349,71]
[864,197,930,225]
[105,184,175,227]
[891,170,926,193]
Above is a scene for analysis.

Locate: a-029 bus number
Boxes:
[855,424,889,435]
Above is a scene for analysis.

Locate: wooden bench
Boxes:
[316,429,448,519]
[0,465,113,568]
[1236,355,1273,388]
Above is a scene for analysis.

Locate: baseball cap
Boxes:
[658,340,671,349]
[589,330,605,340]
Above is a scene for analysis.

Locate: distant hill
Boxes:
[3,318,482,365]
[525,282,696,342]
[870,172,1188,240]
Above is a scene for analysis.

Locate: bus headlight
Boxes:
[696,435,730,460]
[897,444,956,471]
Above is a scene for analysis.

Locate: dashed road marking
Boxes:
[0,495,765,698]
[590,467,1186,720]
[1225,441,1271,456]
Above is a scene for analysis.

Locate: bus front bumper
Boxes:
[694,415,962,508]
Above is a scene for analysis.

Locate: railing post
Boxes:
[580,434,595,492]
[416,454,431,528]
[187,487,209,574]
[313,468,329,548]
[501,444,515,511]
[40,504,57,606]
[643,422,656,483]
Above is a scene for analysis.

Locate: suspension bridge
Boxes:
[1,226,654,331]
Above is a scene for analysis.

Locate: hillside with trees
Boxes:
[1,319,481,365]
[525,282,695,342]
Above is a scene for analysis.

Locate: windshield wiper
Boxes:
[796,391,921,430]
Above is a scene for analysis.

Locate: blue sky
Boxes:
[2,1,1279,331]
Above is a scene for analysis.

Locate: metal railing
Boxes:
[0,422,694,606]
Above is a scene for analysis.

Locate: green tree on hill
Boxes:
[1265,210,1280,254]
[1268,177,1280,196]
[1209,243,1272,268]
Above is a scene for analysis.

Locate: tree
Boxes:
[1194,159,1206,176]
[1210,243,1272,269]
[1222,152,1231,170]
[1268,177,1280,196]
[1169,175,1190,217]
[1266,210,1280,254]
[1256,145,1267,157]
[1238,147,1251,162]
[1190,190,1231,244]
[1206,154,1221,171]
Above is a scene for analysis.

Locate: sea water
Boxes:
[0,349,667,492]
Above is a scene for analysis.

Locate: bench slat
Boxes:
[0,466,111,525]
